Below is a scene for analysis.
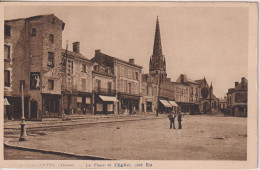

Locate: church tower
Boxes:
[149,16,167,82]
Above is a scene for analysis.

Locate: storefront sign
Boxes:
[30,72,41,90]
[77,97,82,103]
[86,97,91,104]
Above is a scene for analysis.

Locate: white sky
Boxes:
[5,5,248,98]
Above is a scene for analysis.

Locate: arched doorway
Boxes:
[203,102,210,114]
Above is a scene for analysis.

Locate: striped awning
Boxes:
[99,95,119,102]
[4,98,10,106]
[169,100,178,107]
[159,100,172,108]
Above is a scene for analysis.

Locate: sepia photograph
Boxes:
[0,2,258,169]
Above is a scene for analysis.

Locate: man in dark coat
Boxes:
[168,111,176,129]
[177,112,182,129]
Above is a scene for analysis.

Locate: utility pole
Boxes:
[19,60,28,141]
[156,66,162,117]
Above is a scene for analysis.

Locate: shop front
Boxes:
[118,94,140,114]
[5,96,29,120]
[168,100,178,113]
[159,99,172,113]
[76,92,93,114]
[94,95,118,114]
[42,93,62,118]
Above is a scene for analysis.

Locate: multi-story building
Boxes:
[91,50,143,114]
[92,63,118,114]
[219,97,227,114]
[226,77,247,117]
[141,74,158,114]
[61,42,94,115]
[174,74,200,114]
[4,14,65,119]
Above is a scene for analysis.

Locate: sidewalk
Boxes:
[4,113,166,130]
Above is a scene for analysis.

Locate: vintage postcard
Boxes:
[0,1,258,169]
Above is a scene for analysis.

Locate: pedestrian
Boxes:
[168,111,176,129]
[177,112,182,129]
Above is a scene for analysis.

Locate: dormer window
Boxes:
[105,67,111,74]
[94,65,99,71]
[31,28,36,36]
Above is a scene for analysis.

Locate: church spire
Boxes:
[153,16,163,57]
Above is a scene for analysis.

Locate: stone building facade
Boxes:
[226,77,247,117]
[91,50,142,115]
[92,63,118,114]
[141,74,158,114]
[61,42,94,115]
[4,14,65,119]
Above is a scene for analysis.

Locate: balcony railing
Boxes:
[93,87,116,95]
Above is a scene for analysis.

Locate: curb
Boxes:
[5,117,164,130]
[4,139,113,160]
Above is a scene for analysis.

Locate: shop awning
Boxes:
[169,100,178,107]
[159,100,172,108]
[99,95,119,102]
[4,98,10,106]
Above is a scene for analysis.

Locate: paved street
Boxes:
[5,115,247,160]
[4,147,77,160]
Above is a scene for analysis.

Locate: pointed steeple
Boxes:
[153,16,163,57]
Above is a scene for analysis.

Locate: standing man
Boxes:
[177,112,182,129]
[168,111,176,129]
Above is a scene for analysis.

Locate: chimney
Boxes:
[235,82,239,87]
[95,49,101,56]
[241,77,245,82]
[129,58,135,64]
[73,42,80,53]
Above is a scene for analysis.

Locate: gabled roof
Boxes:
[176,74,198,85]
[92,51,143,69]
[62,49,92,63]
[5,14,65,30]
[235,78,248,91]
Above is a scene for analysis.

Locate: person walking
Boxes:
[168,111,176,129]
[177,112,182,129]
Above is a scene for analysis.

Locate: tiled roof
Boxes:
[95,52,143,69]
[62,49,92,63]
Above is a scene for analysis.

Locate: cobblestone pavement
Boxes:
[5,115,247,160]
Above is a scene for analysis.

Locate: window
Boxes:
[49,34,54,43]
[107,82,112,93]
[51,18,55,24]
[82,64,87,72]
[129,83,132,94]
[4,45,10,60]
[82,78,86,91]
[96,79,101,92]
[124,67,128,78]
[31,28,36,36]
[5,24,11,37]
[4,70,10,87]
[135,72,139,80]
[48,52,54,67]
[48,80,54,90]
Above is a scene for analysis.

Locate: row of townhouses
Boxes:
[4,14,220,120]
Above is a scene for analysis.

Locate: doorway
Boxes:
[30,100,38,118]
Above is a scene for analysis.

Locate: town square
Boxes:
[3,4,252,163]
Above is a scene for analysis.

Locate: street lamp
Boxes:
[19,60,28,141]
